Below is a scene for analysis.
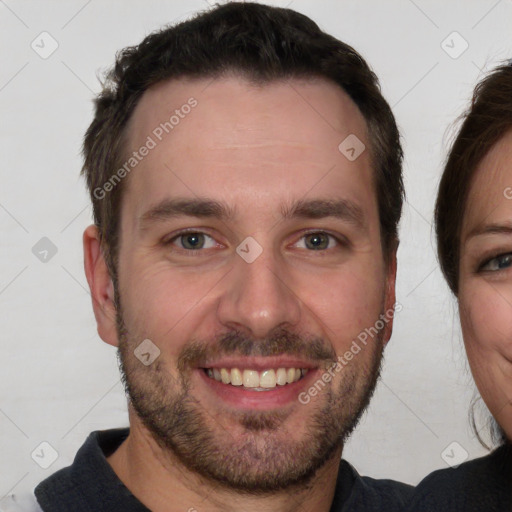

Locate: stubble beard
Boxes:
[115,302,384,494]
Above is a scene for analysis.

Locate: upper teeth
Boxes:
[206,367,309,389]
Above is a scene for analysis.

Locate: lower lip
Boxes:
[198,369,318,410]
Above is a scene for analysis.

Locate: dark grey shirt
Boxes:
[33,428,412,511]
[406,444,512,511]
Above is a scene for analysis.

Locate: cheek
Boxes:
[459,285,512,420]
[118,260,217,350]
[118,244,387,359]
[459,284,512,436]
[460,285,512,362]
[304,265,386,343]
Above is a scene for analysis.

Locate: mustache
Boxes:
[177,327,337,371]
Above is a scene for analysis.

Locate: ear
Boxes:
[382,243,398,347]
[83,224,118,347]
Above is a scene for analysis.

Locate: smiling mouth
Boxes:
[203,367,310,391]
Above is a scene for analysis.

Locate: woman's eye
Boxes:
[480,253,512,272]
[295,232,339,251]
[169,232,218,251]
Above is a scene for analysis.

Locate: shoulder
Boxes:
[337,460,414,512]
[34,428,130,510]
[407,445,512,511]
[356,475,414,509]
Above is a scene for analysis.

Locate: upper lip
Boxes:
[200,356,319,371]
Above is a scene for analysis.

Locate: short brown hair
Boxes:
[435,62,512,294]
[82,2,404,280]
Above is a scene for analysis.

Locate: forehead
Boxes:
[462,130,512,235]
[128,74,367,143]
[121,75,375,227]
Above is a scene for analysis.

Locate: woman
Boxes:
[408,63,512,510]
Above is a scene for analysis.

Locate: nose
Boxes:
[216,245,302,339]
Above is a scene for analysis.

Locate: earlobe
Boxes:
[83,224,119,347]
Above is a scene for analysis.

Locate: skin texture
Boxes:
[83,76,397,512]
[459,129,512,443]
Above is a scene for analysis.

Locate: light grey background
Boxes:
[1,0,511,497]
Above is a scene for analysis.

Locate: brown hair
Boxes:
[435,62,512,294]
[82,2,404,281]
[436,62,512,449]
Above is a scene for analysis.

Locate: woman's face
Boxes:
[459,130,512,441]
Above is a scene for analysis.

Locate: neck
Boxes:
[107,408,342,512]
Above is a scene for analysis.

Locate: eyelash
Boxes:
[162,229,346,255]
[478,251,512,273]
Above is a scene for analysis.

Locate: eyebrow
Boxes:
[465,223,512,241]
[138,197,365,231]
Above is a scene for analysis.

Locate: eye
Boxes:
[294,231,341,251]
[164,230,343,254]
[166,231,219,251]
[480,253,512,272]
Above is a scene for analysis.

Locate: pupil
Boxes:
[184,233,203,249]
[307,233,327,250]
[499,256,511,268]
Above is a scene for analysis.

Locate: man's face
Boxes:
[111,76,395,491]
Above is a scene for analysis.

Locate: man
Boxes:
[16,2,409,510]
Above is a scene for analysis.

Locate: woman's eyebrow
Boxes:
[465,223,512,241]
